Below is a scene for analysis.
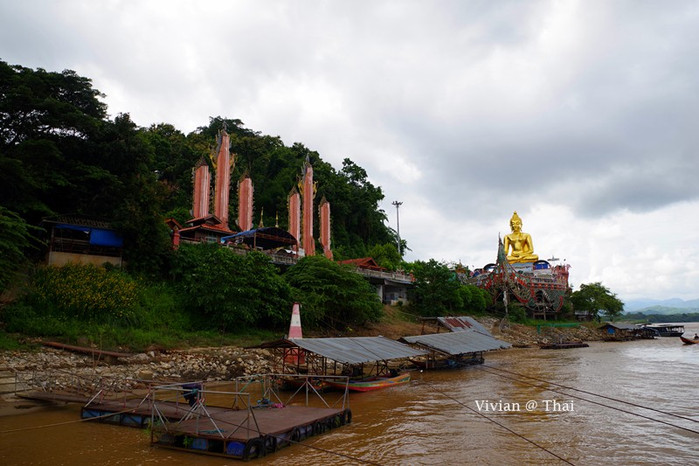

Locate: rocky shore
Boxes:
[487,318,603,347]
[0,318,603,413]
[0,346,275,397]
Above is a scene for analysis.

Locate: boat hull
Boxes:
[325,373,411,392]
[680,336,699,345]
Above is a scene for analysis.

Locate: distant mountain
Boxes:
[624,298,699,314]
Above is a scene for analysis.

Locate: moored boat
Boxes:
[539,341,589,350]
[325,372,411,392]
[643,324,685,337]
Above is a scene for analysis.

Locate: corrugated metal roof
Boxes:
[400,329,511,355]
[289,337,427,364]
[438,316,493,337]
[599,323,638,330]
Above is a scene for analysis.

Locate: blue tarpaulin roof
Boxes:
[89,228,123,247]
[55,224,123,247]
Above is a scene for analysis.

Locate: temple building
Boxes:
[300,158,316,256]
[287,187,301,253]
[213,129,232,230]
[466,211,570,318]
[237,175,254,232]
[176,128,332,260]
[319,196,332,260]
[179,129,235,244]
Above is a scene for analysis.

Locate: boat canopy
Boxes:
[283,336,428,364]
[400,330,511,356]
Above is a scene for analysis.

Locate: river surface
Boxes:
[2,323,698,465]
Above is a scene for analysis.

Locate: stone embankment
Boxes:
[480,317,603,347]
[0,346,276,398]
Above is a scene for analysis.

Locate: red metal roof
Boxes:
[338,257,385,271]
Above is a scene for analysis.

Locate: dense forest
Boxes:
[0,61,494,349]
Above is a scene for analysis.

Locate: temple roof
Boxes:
[338,257,385,271]
[179,215,235,236]
[221,227,297,250]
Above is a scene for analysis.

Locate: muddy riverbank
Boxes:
[0,318,603,415]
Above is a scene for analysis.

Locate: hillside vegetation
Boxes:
[0,61,494,350]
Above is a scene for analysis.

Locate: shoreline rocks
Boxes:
[0,319,603,410]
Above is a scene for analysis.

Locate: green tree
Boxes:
[0,61,108,223]
[0,206,40,292]
[105,114,173,276]
[459,284,488,313]
[171,244,291,330]
[143,123,204,213]
[570,282,624,320]
[367,242,401,271]
[283,255,382,329]
[408,260,463,316]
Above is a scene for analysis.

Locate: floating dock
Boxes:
[20,374,351,461]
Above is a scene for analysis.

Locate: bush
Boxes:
[171,244,291,331]
[29,264,140,324]
[283,255,383,329]
[509,306,527,323]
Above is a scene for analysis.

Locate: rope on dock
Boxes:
[423,380,576,465]
[476,364,699,436]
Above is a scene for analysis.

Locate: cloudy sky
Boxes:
[2,0,698,303]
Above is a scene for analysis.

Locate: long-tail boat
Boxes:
[324,372,411,392]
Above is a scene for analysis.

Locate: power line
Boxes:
[475,365,699,436]
[481,363,699,425]
[422,380,576,465]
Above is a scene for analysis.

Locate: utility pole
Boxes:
[392,201,403,256]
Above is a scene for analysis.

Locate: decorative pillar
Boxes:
[319,196,332,260]
[213,129,232,229]
[301,159,315,256]
[238,175,254,231]
[288,187,301,252]
[192,158,210,218]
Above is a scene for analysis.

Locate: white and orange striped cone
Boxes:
[285,302,305,365]
[288,302,303,339]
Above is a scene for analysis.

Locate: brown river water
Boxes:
[2,322,698,465]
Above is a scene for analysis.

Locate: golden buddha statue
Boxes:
[504,211,538,263]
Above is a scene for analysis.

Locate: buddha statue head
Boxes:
[510,211,523,232]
